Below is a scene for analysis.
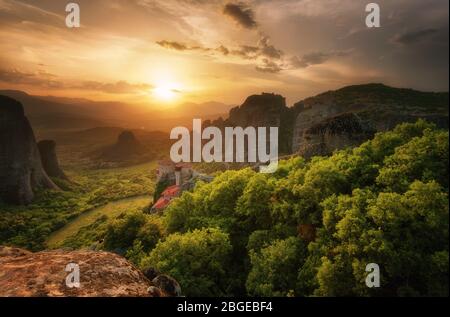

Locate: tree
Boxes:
[103,211,147,252]
[140,228,233,296]
[246,237,307,296]
[236,173,274,230]
[377,129,449,192]
[315,181,449,296]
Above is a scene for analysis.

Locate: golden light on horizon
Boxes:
[152,83,179,102]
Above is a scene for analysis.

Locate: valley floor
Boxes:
[47,195,151,248]
[0,161,157,251]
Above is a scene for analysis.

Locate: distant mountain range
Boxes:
[0,89,233,134]
[1,84,448,158]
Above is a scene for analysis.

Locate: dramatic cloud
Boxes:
[290,50,352,68]
[156,40,210,52]
[155,34,353,73]
[156,37,284,72]
[392,28,439,45]
[255,59,283,73]
[231,45,260,59]
[223,2,257,29]
[155,36,351,74]
[258,36,283,59]
[156,40,189,51]
[0,0,447,104]
[0,68,63,88]
[0,67,153,94]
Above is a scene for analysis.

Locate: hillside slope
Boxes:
[214,84,448,157]
[291,83,449,156]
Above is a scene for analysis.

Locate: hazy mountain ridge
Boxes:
[0,89,232,132]
[1,83,448,160]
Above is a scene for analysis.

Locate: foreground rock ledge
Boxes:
[0,246,163,297]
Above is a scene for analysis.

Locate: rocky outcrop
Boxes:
[38,140,68,180]
[212,93,294,154]
[152,274,182,297]
[296,113,375,158]
[100,130,143,162]
[215,85,448,159]
[227,93,286,127]
[291,84,449,157]
[0,246,178,297]
[0,96,58,205]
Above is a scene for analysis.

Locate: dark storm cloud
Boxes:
[392,28,439,45]
[223,2,257,29]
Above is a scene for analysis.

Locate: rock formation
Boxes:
[152,274,182,297]
[227,93,286,127]
[212,93,294,154]
[0,95,58,205]
[38,140,68,180]
[291,84,449,157]
[216,84,448,159]
[0,246,178,297]
[296,113,375,158]
[100,130,143,162]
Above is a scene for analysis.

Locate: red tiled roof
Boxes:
[153,197,171,210]
[152,185,181,210]
[161,185,180,197]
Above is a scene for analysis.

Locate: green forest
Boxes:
[145,119,449,297]
[1,120,448,297]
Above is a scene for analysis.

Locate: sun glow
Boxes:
[153,83,179,102]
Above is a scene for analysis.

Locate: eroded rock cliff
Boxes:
[38,140,68,180]
[291,84,448,157]
[0,95,58,204]
[216,85,448,159]
[100,130,143,162]
[212,93,294,154]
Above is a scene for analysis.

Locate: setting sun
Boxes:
[153,83,179,102]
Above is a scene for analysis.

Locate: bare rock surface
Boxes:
[0,246,166,297]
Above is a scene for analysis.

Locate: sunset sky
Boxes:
[0,0,448,106]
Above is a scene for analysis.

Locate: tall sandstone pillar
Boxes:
[0,96,58,205]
